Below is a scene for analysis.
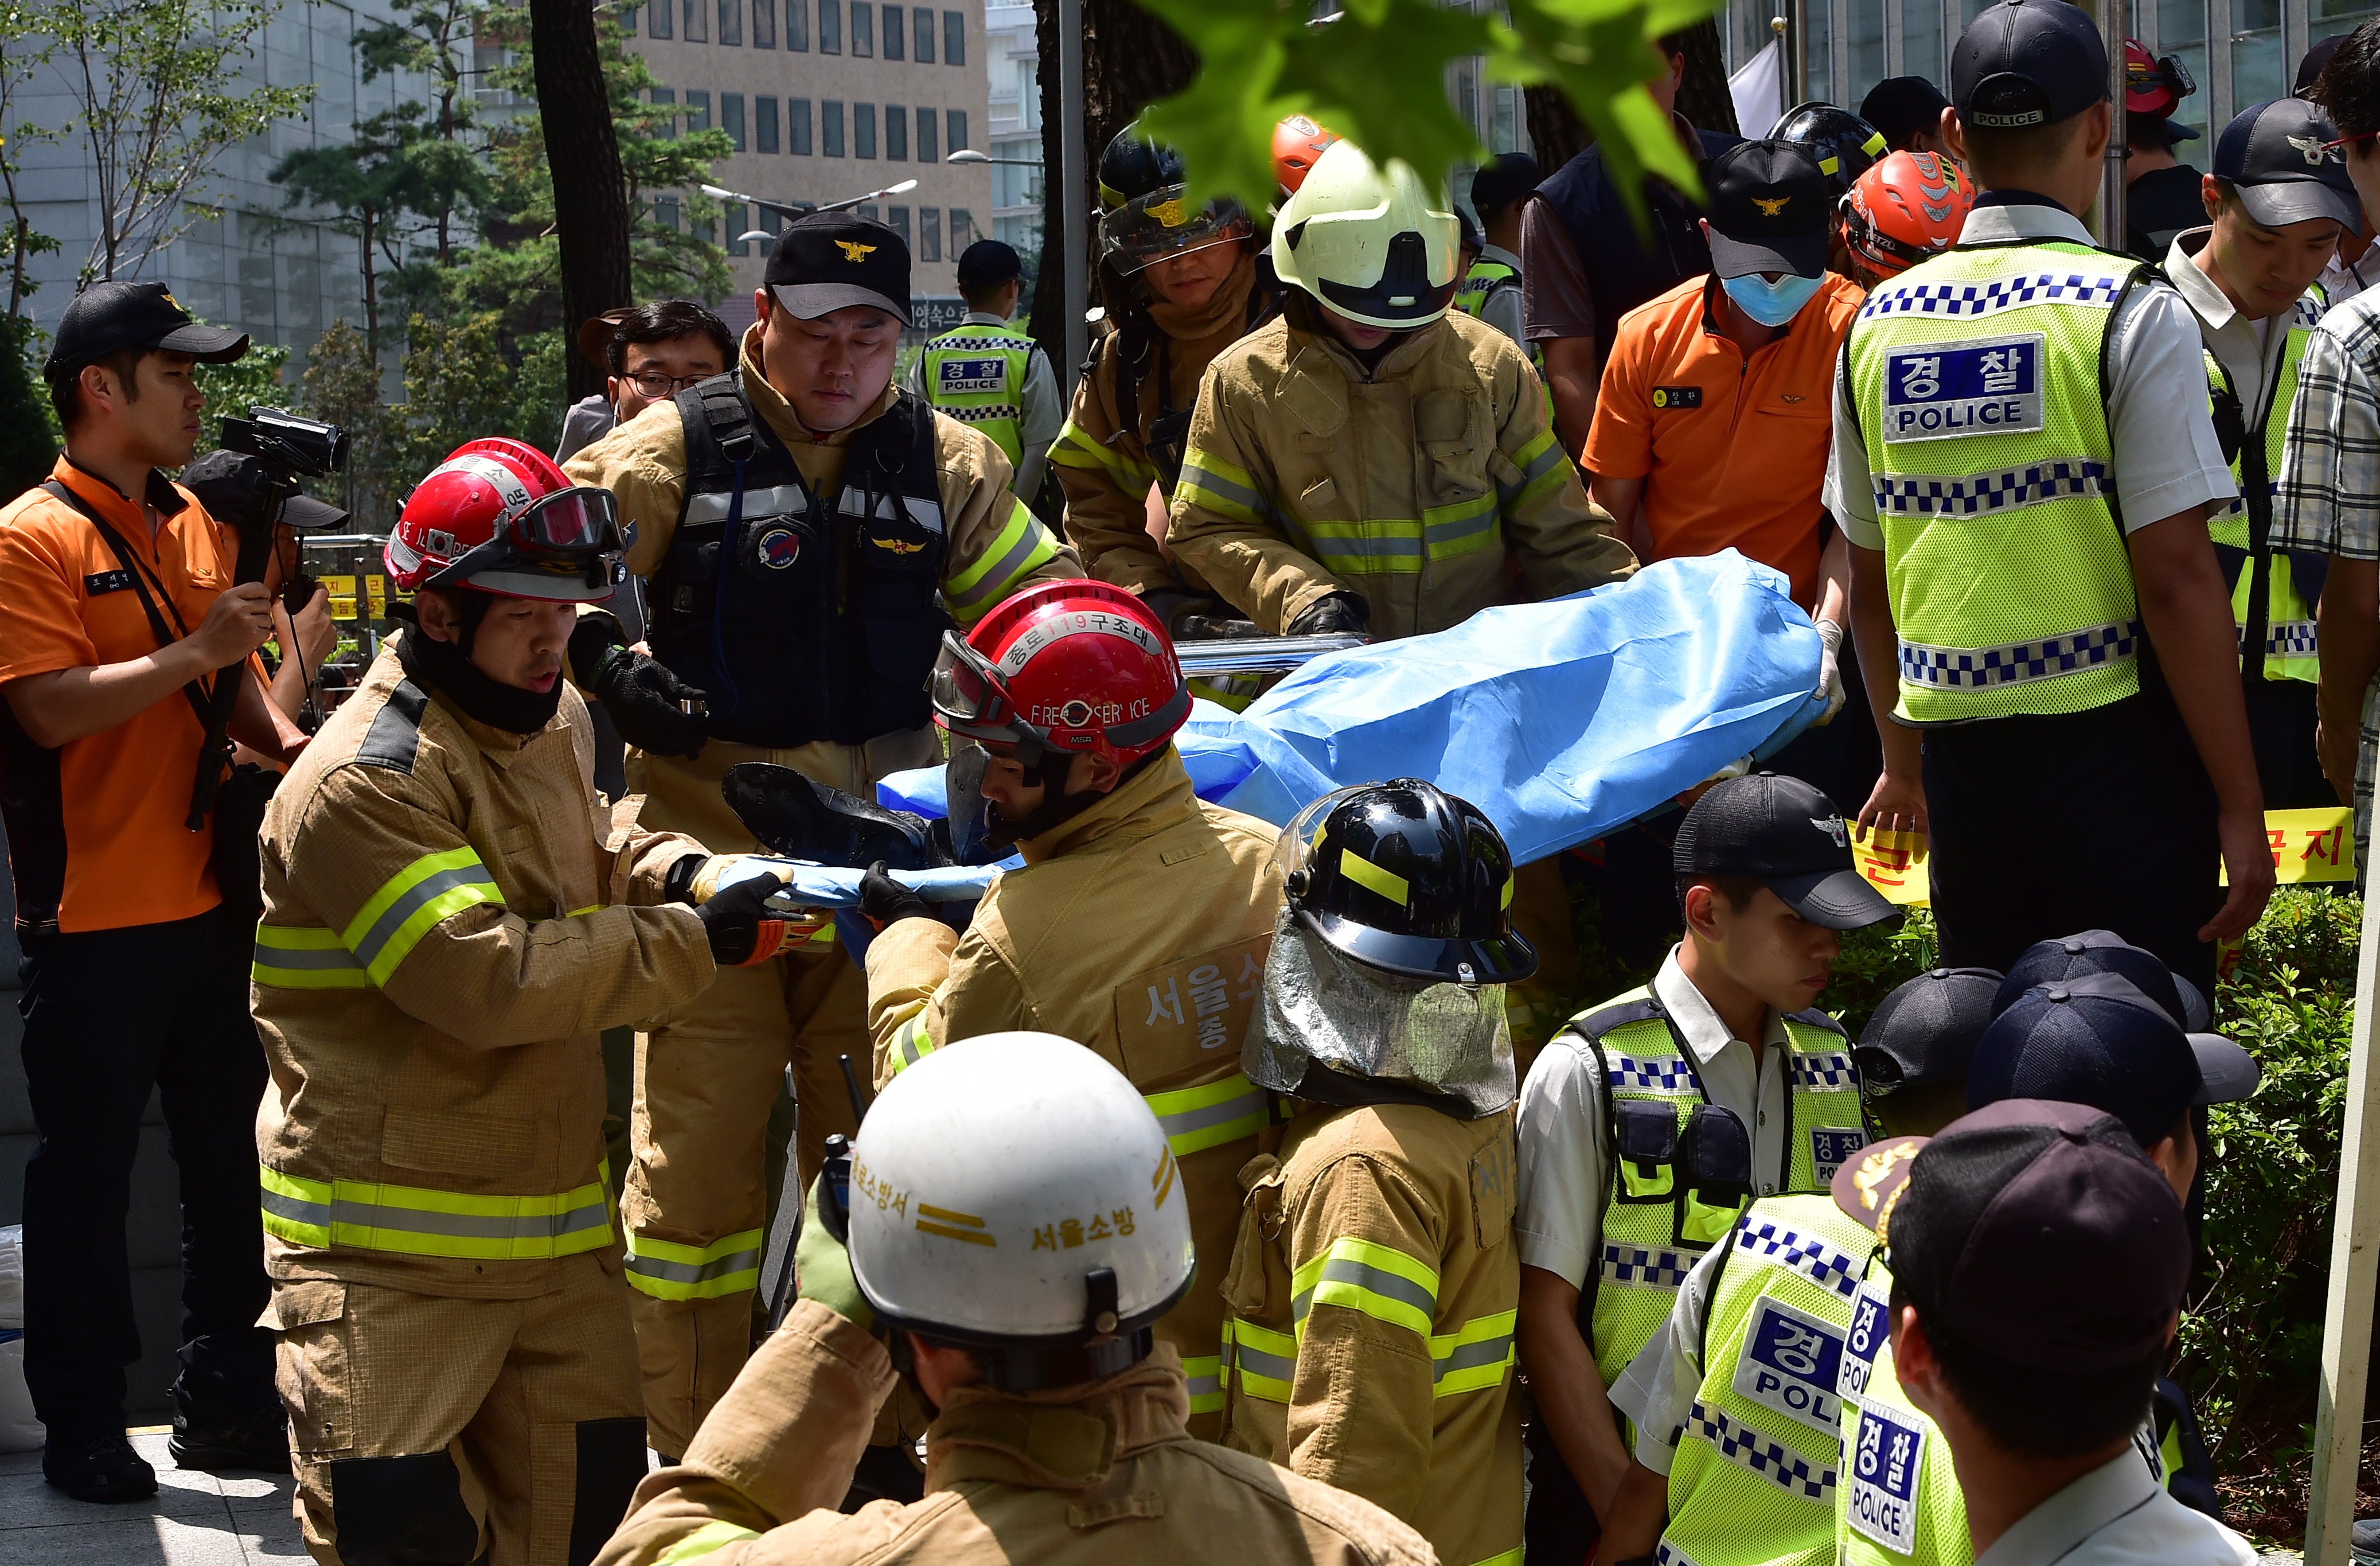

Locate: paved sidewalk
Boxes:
[0,1429,305,1564]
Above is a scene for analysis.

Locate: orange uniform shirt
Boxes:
[0,458,236,933]
[1584,271,1863,608]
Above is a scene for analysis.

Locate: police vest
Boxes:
[2203,296,2326,684]
[1846,239,2147,723]
[1663,1193,1878,1566]
[1832,1256,2173,1565]
[649,375,950,749]
[1570,988,1867,1392]
[920,321,1037,468]
[1454,258,1517,321]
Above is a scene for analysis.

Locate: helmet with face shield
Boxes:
[1270,139,1462,330]
[928,579,1191,768]
[1094,124,1254,278]
[386,438,625,601]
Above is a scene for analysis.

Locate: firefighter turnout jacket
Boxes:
[563,322,1080,753]
[594,1300,1437,1566]
[864,745,1282,1433]
[1166,302,1635,639]
[1050,250,1273,602]
[251,642,719,1297]
[1221,1101,1525,1566]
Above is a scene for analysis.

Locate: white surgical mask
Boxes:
[1723,270,1824,326]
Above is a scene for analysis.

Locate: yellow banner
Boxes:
[366,574,388,621]
[1854,807,2356,907]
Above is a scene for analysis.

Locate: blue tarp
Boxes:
[877,550,1826,873]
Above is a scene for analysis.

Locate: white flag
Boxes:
[1730,36,1786,141]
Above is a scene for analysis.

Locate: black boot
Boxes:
[169,1386,290,1474]
[42,1425,158,1503]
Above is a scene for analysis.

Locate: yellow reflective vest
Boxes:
[252,644,717,1298]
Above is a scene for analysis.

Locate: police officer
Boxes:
[253,440,790,1564]
[858,578,1281,1439]
[2166,96,2359,808]
[1511,773,1894,1560]
[599,1035,1435,1566]
[1219,781,1531,1566]
[1591,968,2006,1562]
[1831,0,2272,999]
[563,211,1079,1462]
[906,241,1063,502]
[1455,153,1539,350]
[1049,127,1281,638]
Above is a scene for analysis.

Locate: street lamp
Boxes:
[945,149,1044,167]
[700,178,919,217]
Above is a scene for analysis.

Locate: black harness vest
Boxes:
[649,375,950,747]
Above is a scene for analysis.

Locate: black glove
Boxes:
[1176,614,1266,640]
[858,860,933,929]
[585,645,709,758]
[695,871,790,966]
[1286,591,1370,636]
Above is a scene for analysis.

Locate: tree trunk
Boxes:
[528,0,632,402]
[1524,19,1739,178]
[1024,0,1198,387]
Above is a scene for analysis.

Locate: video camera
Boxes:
[217,406,350,480]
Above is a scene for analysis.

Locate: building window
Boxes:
[685,88,711,131]
[942,9,963,65]
[651,85,676,137]
[922,207,941,261]
[822,98,845,155]
[915,102,937,162]
[886,104,907,160]
[754,0,774,45]
[730,202,752,255]
[913,5,933,60]
[883,5,903,59]
[757,94,780,151]
[852,2,872,54]
[888,204,910,246]
[650,0,671,37]
[684,0,707,41]
[946,108,967,153]
[949,207,973,250]
[856,101,877,158]
[786,0,806,48]
[790,96,813,153]
[656,195,680,231]
[720,0,742,44]
[723,92,746,149]
[820,0,839,51]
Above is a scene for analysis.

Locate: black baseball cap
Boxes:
[180,450,349,532]
[2299,32,2350,97]
[2215,98,2362,229]
[766,213,912,325]
[1861,76,1953,146]
[955,239,1023,289]
[1995,929,2209,1031]
[44,281,248,377]
[1968,973,2261,1146]
[1857,967,2005,1093]
[1704,140,1832,279]
[1470,153,1542,217]
[1890,1098,2190,1373]
[1951,0,2110,130]
[1673,772,1899,929]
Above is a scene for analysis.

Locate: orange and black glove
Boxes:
[696,871,793,965]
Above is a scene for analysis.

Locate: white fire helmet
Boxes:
[1270,138,1462,330]
[846,1031,1198,1389]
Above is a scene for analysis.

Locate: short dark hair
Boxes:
[1656,26,1692,59]
[2316,19,2380,141]
[1891,1286,2165,1457]
[959,275,1016,310]
[2126,110,2176,155]
[1674,872,1763,922]
[1957,104,2097,189]
[45,345,157,434]
[605,299,735,376]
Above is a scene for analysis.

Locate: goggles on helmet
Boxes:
[930,629,1068,763]
[1099,185,1253,275]
[427,484,627,594]
[1840,197,1938,272]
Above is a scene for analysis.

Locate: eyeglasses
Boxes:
[2320,128,2380,154]
[622,369,716,398]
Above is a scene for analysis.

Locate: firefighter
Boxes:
[857,577,1281,1439]
[1218,780,1532,1566]
[1049,126,1283,638]
[561,210,1079,1460]
[1836,151,1977,292]
[251,439,794,1565]
[597,1034,1435,1566]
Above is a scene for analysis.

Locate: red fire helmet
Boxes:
[1843,151,1976,278]
[929,579,1191,766]
[386,437,624,601]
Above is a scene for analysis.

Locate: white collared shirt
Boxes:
[2165,226,2296,426]
[1512,946,1798,1294]
[1825,195,2237,547]
[2320,232,2380,305]
[1973,1447,2254,1566]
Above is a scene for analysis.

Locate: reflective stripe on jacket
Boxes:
[252,644,715,1296]
[919,321,1037,467]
